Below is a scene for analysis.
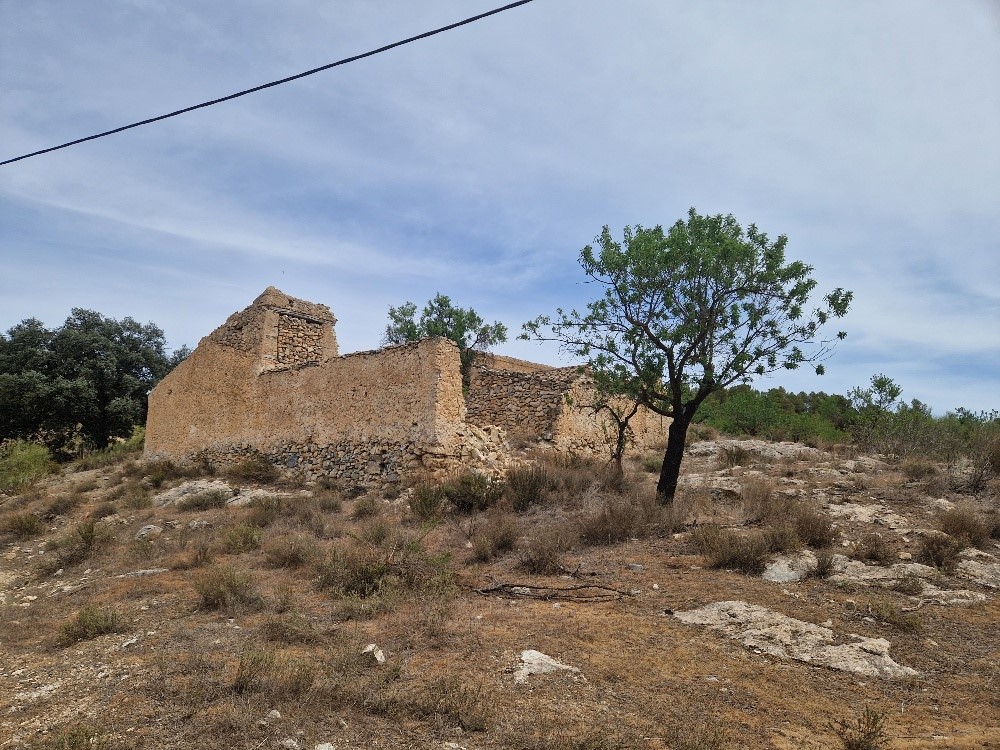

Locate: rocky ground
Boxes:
[1,440,998,749]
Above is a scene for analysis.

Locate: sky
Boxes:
[2,0,998,414]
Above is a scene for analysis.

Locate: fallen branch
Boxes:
[474,582,635,602]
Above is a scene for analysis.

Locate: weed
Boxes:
[469,512,519,562]
[409,483,448,521]
[314,489,343,512]
[264,533,319,568]
[809,549,836,579]
[504,464,552,511]
[177,488,229,511]
[937,506,990,549]
[274,656,318,697]
[640,453,662,473]
[231,647,275,694]
[58,604,123,645]
[0,439,57,493]
[578,495,641,545]
[29,722,116,750]
[792,504,838,548]
[717,445,755,469]
[665,721,731,750]
[519,524,577,574]
[246,495,284,527]
[1,511,43,539]
[828,706,889,750]
[223,524,263,554]
[260,614,321,644]
[740,476,778,519]
[918,533,963,572]
[855,532,894,565]
[44,494,80,518]
[889,575,925,596]
[351,494,382,519]
[901,458,938,481]
[194,566,264,612]
[691,525,770,575]
[225,452,279,483]
[443,471,504,513]
[89,501,117,520]
[869,601,923,633]
[762,522,801,554]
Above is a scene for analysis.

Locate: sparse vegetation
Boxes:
[918,533,964,572]
[0,439,57,493]
[177,488,229,511]
[691,525,770,574]
[828,706,890,750]
[937,506,990,549]
[194,566,264,613]
[1,510,44,538]
[223,524,264,553]
[855,532,894,565]
[58,604,124,645]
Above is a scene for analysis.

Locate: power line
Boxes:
[1,0,536,167]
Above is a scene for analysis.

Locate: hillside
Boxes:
[1,441,998,749]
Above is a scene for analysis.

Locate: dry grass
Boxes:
[3,444,1000,749]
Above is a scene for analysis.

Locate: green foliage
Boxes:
[0,311,184,456]
[1,510,44,538]
[383,293,507,381]
[58,604,123,645]
[696,385,852,444]
[918,534,964,572]
[177,489,230,511]
[223,524,264,553]
[74,425,145,471]
[409,483,448,521]
[828,706,889,750]
[441,472,504,513]
[0,439,57,492]
[523,208,850,501]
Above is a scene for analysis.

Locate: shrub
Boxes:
[225,453,280,484]
[470,512,519,562]
[717,445,755,469]
[918,534,963,572]
[504,465,552,511]
[855,532,894,565]
[640,453,662,473]
[762,523,801,554]
[901,458,938,481]
[828,706,889,750]
[409,483,448,521]
[578,496,641,545]
[177,489,229,512]
[0,439,57,493]
[58,604,123,645]
[519,525,577,574]
[809,549,836,579]
[74,426,145,471]
[194,566,264,612]
[937,506,990,549]
[351,494,382,520]
[264,533,319,568]
[739,477,779,520]
[315,489,343,512]
[443,472,503,513]
[691,525,770,575]
[247,495,285,527]
[870,601,923,633]
[29,722,115,750]
[317,529,434,600]
[792,504,838,548]
[231,647,275,694]
[1,511,43,538]
[89,502,118,521]
[223,524,263,553]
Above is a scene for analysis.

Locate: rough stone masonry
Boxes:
[144,287,667,484]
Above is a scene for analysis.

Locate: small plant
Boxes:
[58,604,123,645]
[828,706,889,750]
[640,452,662,473]
[0,439,57,493]
[855,532,894,565]
[503,464,554,511]
[247,495,284,527]
[223,524,263,553]
[918,533,963,572]
[691,525,770,575]
[809,549,836,579]
[409,483,448,521]
[901,458,938,481]
[315,489,343,512]
[264,533,319,568]
[937,506,990,549]
[351,494,382,520]
[194,565,264,612]
[225,452,280,484]
[869,601,923,633]
[177,488,229,511]
[889,574,924,596]
[518,524,576,574]
[29,722,115,750]
[75,426,146,471]
[469,512,519,562]
[274,656,317,697]
[1,511,43,539]
[717,445,755,469]
[231,647,276,694]
[45,494,80,518]
[792,504,838,548]
[89,502,117,521]
[444,471,504,513]
[762,522,801,554]
[578,495,640,545]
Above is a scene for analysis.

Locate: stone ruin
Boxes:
[144,287,667,484]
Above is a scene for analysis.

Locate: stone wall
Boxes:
[465,364,581,441]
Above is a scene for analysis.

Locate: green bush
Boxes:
[223,524,263,553]
[0,439,57,493]
[1,511,44,538]
[194,566,264,612]
[443,472,504,513]
[74,426,145,471]
[58,604,123,645]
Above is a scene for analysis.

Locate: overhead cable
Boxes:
[1,0,536,166]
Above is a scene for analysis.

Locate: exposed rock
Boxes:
[956,551,1000,590]
[134,525,163,541]
[361,643,386,665]
[115,568,169,578]
[763,550,818,582]
[513,650,581,683]
[674,600,917,678]
[686,439,823,461]
[824,502,912,530]
[152,480,232,506]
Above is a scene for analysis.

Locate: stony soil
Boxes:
[1,441,998,749]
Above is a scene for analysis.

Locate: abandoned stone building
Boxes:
[144,287,667,483]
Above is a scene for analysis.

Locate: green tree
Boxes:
[383,293,507,381]
[523,208,851,502]
[0,309,182,456]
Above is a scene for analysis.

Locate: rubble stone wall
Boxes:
[465,364,580,441]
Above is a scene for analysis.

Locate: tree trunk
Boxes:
[656,416,691,504]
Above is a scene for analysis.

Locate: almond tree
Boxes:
[523,208,852,503]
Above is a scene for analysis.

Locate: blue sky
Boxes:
[2,0,998,413]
